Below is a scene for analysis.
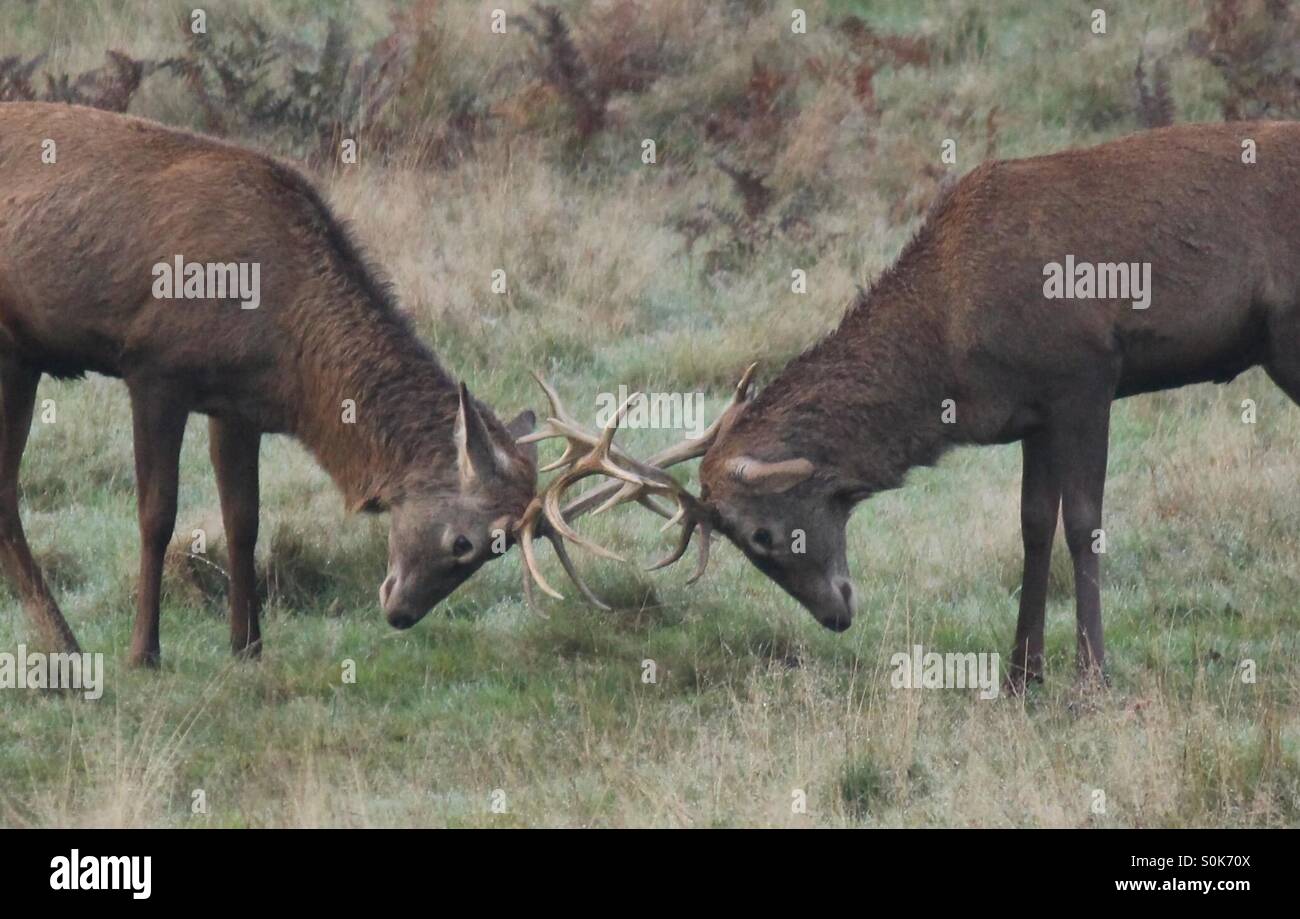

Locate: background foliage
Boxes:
[1,0,1298,826]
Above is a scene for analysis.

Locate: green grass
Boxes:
[5,370,1298,826]
[2,0,1299,826]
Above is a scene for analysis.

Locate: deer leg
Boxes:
[127,382,188,668]
[0,359,80,653]
[1005,427,1059,694]
[209,417,262,658]
[1265,368,1300,405]
[1053,400,1112,687]
[1263,326,1300,406]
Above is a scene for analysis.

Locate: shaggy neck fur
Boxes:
[723,226,959,496]
[291,274,463,510]
[264,168,475,510]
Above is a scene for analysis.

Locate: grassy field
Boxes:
[2,0,1299,826]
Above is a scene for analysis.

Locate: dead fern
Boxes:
[176,15,403,163]
[1134,47,1175,128]
[714,158,773,221]
[519,4,607,140]
[284,20,405,163]
[1188,0,1300,120]
[0,54,44,101]
[0,50,170,112]
[177,15,291,135]
[579,0,674,96]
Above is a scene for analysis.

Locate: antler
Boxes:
[514,364,757,610]
[513,375,664,610]
[562,363,757,522]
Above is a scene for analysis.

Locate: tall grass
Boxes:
[1,0,1298,826]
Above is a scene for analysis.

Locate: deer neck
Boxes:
[288,279,460,511]
[740,266,957,496]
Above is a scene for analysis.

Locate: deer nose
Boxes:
[388,612,417,630]
[837,579,855,613]
[829,576,856,629]
[381,573,420,628]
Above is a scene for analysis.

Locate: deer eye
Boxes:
[453,535,474,557]
[752,528,773,550]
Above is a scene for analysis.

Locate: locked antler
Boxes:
[514,364,757,610]
[512,377,659,610]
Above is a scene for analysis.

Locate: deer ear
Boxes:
[505,409,537,467]
[455,382,502,486]
[349,494,387,514]
[709,362,758,436]
[505,409,535,439]
[725,456,815,494]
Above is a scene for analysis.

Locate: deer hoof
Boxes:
[128,649,161,669]
[232,639,263,661]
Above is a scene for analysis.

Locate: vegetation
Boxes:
[1,0,1298,826]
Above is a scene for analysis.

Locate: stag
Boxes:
[534,122,1300,690]
[0,102,559,665]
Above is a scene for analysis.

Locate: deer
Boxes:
[0,101,592,666]
[524,121,1300,692]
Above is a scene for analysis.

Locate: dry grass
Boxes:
[1,0,1298,827]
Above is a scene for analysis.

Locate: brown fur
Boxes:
[0,103,535,662]
[701,122,1300,684]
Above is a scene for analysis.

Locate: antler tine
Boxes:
[659,502,687,532]
[645,508,716,581]
[521,426,587,473]
[546,532,611,611]
[539,392,652,562]
[520,371,654,474]
[516,501,563,603]
[542,470,631,561]
[588,481,637,517]
[518,364,757,609]
[555,425,704,521]
[647,515,696,571]
[520,556,536,610]
[733,361,758,402]
[520,415,592,475]
[515,377,658,609]
[635,493,675,519]
[518,425,588,478]
[587,481,673,519]
[686,521,712,584]
[530,370,572,423]
[515,490,619,611]
[517,370,589,449]
[558,362,758,521]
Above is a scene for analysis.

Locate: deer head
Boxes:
[697,444,858,632]
[380,383,538,628]
[514,365,862,632]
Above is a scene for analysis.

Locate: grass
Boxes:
[2,0,1299,826]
